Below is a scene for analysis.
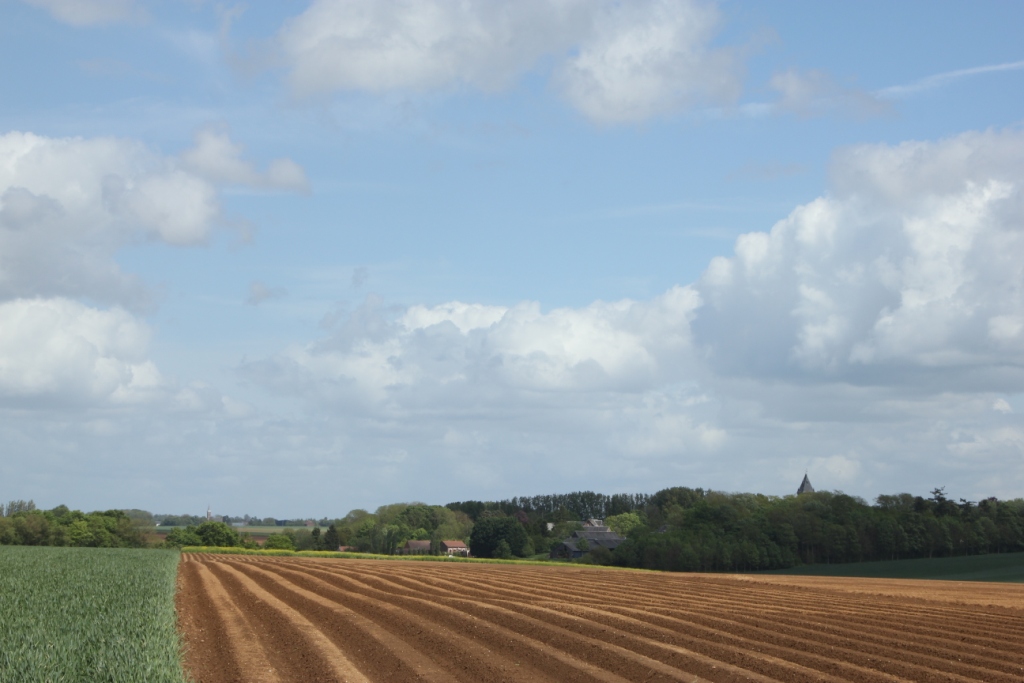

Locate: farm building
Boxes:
[400,540,432,555]
[550,524,626,559]
[440,540,469,557]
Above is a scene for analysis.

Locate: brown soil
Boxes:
[176,555,1024,683]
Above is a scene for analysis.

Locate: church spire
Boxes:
[797,473,815,495]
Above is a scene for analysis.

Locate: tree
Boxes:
[323,524,340,550]
[164,526,203,547]
[469,516,528,558]
[3,500,36,517]
[195,521,241,547]
[606,512,645,536]
[264,533,295,550]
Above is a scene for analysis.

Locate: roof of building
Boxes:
[571,528,622,541]
[403,540,431,550]
[797,473,815,495]
[556,537,626,553]
[440,540,467,548]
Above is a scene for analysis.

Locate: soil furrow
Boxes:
[307,565,954,679]
[206,560,373,683]
[177,556,1024,683]
[244,560,596,683]
[285,560,829,683]
[429,567,1024,656]
[319,561,1021,682]
[488,569,1024,632]
[218,560,455,683]
[267,560,726,683]
[177,559,252,683]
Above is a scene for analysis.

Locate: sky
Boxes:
[1,0,1023,518]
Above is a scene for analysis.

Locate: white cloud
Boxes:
[0,132,217,306]
[276,0,742,124]
[277,0,587,94]
[0,128,304,420]
[693,127,1024,391]
[0,130,307,307]
[557,0,740,124]
[20,0,140,26]
[8,122,1024,508]
[0,298,160,405]
[401,301,506,334]
[224,125,1024,504]
[181,128,309,193]
[246,287,700,409]
[0,131,217,245]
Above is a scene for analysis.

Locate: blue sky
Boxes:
[1,0,1023,517]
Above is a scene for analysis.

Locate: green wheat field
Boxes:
[0,546,187,683]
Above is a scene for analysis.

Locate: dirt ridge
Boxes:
[177,555,1024,683]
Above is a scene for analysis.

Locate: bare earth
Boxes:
[176,554,1024,683]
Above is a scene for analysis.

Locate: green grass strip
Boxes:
[0,546,187,683]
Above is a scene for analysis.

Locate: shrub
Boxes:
[263,533,295,550]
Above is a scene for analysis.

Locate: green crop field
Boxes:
[761,551,1024,582]
[0,546,187,682]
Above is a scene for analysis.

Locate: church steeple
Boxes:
[797,473,815,495]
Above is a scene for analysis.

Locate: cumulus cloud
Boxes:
[20,0,140,26]
[693,127,1024,394]
[230,125,1024,502]
[236,288,726,500]
[0,132,213,308]
[246,287,700,409]
[0,128,305,419]
[0,130,307,307]
[275,0,742,123]
[0,298,160,406]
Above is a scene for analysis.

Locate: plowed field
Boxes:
[177,554,1024,683]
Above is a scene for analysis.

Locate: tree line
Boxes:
[5,487,1023,573]
[603,487,1024,571]
[0,502,146,548]
[445,486,1024,569]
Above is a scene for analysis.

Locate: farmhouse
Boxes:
[440,540,469,557]
[550,523,626,559]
